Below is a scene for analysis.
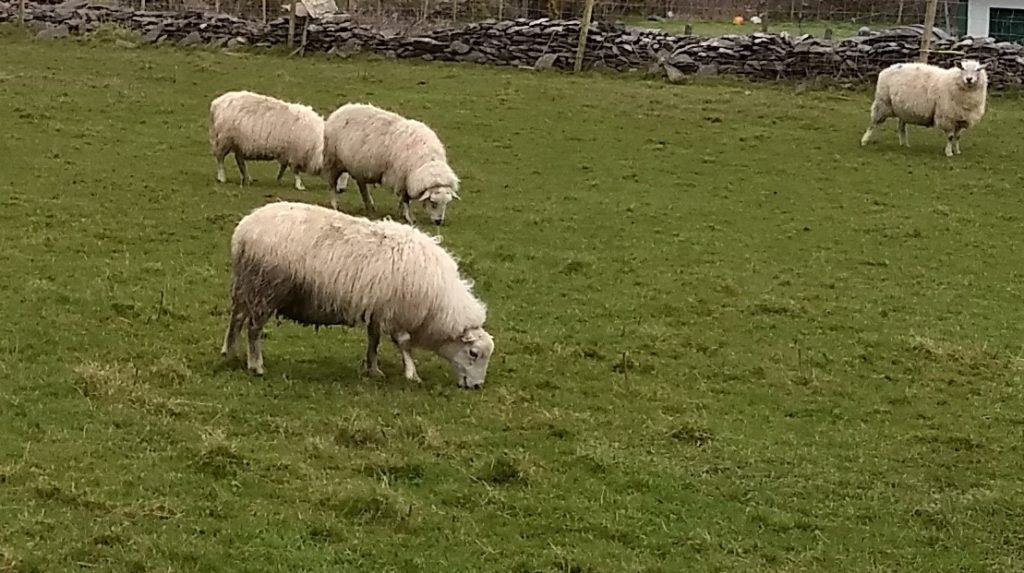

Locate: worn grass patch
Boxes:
[1,32,1024,573]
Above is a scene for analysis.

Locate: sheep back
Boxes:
[872,63,945,126]
[209,90,325,173]
[230,201,486,344]
[323,103,458,199]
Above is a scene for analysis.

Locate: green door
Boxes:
[989,7,1024,42]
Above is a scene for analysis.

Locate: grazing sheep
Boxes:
[209,90,324,190]
[322,103,460,226]
[860,60,988,156]
[220,201,495,388]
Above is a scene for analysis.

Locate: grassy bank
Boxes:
[1,31,1023,572]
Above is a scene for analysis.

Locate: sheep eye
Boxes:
[469,348,479,359]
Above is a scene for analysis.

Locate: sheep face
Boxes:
[420,187,459,226]
[438,327,494,389]
[954,60,987,90]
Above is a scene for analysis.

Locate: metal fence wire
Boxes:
[93,0,985,39]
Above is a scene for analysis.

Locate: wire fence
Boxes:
[89,0,982,38]
[23,0,1024,45]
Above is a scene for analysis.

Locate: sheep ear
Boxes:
[451,190,461,200]
[955,60,964,69]
[418,194,431,202]
[979,63,988,70]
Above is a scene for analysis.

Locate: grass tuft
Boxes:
[667,423,714,447]
[362,461,427,484]
[148,355,194,385]
[193,431,248,479]
[327,484,414,524]
[334,418,386,448]
[194,443,247,479]
[71,361,139,400]
[477,453,528,485]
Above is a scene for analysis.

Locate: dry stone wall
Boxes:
[4,0,1024,88]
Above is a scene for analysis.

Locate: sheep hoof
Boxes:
[249,365,265,376]
[364,366,385,378]
[406,374,422,383]
[216,175,227,184]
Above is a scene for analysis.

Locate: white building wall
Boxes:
[967,0,1024,37]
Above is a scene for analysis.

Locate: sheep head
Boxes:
[408,161,461,226]
[954,60,988,90]
[419,185,459,226]
[437,327,494,389]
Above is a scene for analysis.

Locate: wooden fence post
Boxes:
[573,0,595,72]
[288,0,297,48]
[919,0,938,62]
[298,17,309,54]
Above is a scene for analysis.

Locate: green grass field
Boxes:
[2,28,1024,573]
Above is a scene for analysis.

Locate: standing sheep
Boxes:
[860,60,988,157]
[220,201,495,389]
[322,103,460,226]
[209,90,325,190]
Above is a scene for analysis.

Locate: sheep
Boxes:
[220,201,495,389]
[322,103,460,226]
[209,90,325,190]
[860,59,988,157]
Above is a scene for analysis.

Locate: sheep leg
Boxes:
[399,196,415,225]
[953,128,964,155]
[235,154,253,186]
[391,331,421,383]
[364,321,385,378]
[215,154,228,183]
[944,132,956,157]
[860,101,888,146]
[276,162,288,183]
[329,172,349,210]
[357,180,375,213]
[220,310,245,358]
[897,120,909,147]
[246,316,268,376]
[292,166,306,191]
